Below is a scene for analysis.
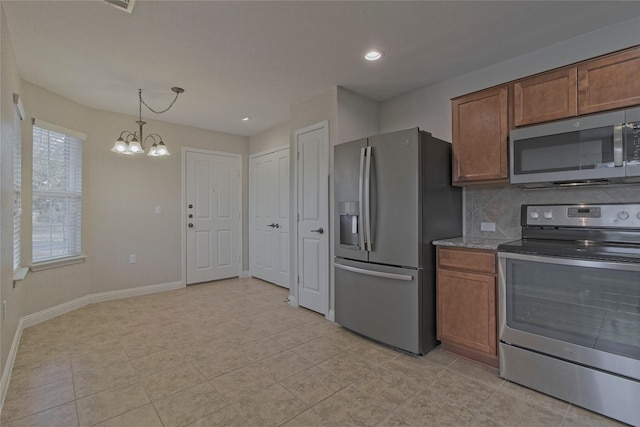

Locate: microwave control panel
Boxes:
[524,204,640,228]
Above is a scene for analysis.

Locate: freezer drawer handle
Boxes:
[335,263,413,281]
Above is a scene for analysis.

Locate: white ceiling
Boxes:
[3,1,640,137]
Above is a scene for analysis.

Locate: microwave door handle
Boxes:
[614,123,624,167]
[358,147,366,251]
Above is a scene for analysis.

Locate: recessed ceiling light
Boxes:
[364,50,383,61]
[241,117,250,121]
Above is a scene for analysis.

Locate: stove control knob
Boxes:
[617,211,630,220]
[543,211,553,219]
[529,211,539,219]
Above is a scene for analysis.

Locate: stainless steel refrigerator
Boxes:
[334,128,461,355]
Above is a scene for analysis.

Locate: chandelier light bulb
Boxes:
[129,138,143,153]
[147,143,159,157]
[156,141,169,156]
[111,138,128,153]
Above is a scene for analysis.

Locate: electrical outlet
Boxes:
[480,222,496,232]
[129,254,136,264]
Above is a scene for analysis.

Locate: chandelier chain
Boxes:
[112,86,183,157]
[139,89,181,115]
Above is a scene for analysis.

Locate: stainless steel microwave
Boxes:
[510,107,640,187]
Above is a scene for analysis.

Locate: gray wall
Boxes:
[19,82,249,316]
[249,121,290,155]
[0,4,24,375]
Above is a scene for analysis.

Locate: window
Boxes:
[32,120,85,263]
[12,98,24,271]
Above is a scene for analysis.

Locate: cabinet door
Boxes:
[452,86,509,185]
[437,269,496,355]
[578,46,640,115]
[514,67,577,126]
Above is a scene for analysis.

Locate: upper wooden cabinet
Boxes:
[451,45,640,186]
[451,86,509,186]
[578,46,640,115]
[514,67,577,126]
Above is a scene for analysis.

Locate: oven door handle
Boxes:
[497,251,640,271]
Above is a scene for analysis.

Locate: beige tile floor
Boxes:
[1,277,627,427]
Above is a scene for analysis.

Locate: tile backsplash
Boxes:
[465,183,640,240]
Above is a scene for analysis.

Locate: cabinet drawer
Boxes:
[437,247,496,274]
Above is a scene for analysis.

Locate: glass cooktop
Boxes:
[498,238,640,263]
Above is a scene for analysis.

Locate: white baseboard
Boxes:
[1,280,185,413]
[0,317,24,414]
[87,281,184,305]
[287,295,298,307]
[239,270,250,278]
[326,309,335,322]
[21,281,184,329]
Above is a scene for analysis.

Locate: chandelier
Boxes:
[111,86,184,156]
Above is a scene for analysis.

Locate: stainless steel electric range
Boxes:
[498,203,640,426]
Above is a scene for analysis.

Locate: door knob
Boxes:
[188,204,193,209]
[310,227,324,234]
[188,214,193,218]
[188,223,194,228]
[274,224,280,229]
[267,223,275,228]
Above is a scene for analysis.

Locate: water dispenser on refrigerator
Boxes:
[339,202,360,248]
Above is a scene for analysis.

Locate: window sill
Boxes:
[30,255,87,272]
[13,267,29,282]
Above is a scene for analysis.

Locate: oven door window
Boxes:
[505,258,640,360]
[513,127,615,175]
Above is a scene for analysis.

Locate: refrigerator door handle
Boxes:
[335,262,413,281]
[364,146,373,251]
[358,147,366,250]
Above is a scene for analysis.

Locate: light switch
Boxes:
[155,205,162,215]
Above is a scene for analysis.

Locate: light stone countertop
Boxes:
[432,236,517,251]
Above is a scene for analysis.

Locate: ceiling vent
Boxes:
[104,0,135,13]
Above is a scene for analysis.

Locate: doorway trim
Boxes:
[181,147,243,286]
[291,120,330,318]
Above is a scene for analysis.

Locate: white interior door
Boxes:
[186,150,241,284]
[296,123,329,315]
[249,147,290,288]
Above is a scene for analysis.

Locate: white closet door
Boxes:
[249,147,290,288]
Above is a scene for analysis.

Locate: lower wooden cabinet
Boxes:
[436,246,498,368]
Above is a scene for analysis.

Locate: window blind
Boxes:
[32,120,85,263]
[13,105,22,271]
